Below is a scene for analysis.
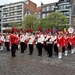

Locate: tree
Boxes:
[45,12,68,30]
[22,14,40,31]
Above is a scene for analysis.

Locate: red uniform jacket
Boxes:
[10,34,18,45]
[57,36,64,47]
[64,36,69,46]
[70,35,75,45]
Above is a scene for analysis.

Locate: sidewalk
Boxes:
[0,46,75,75]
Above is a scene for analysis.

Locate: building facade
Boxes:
[0,6,3,32]
[57,0,71,23]
[1,1,26,31]
[41,2,57,18]
[40,0,75,28]
[1,0,37,32]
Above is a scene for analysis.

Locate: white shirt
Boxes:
[37,34,45,44]
[5,35,10,42]
[0,35,4,41]
[20,34,24,42]
[28,35,35,44]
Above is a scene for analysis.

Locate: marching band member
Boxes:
[0,33,4,50]
[53,30,58,55]
[57,31,64,59]
[73,32,75,52]
[68,27,74,53]
[28,32,36,55]
[37,31,45,56]
[70,33,75,54]
[35,31,39,49]
[14,30,19,50]
[23,30,28,51]
[5,31,10,51]
[46,31,54,57]
[68,33,72,51]
[64,32,69,56]
[20,32,25,53]
[43,31,48,51]
[9,31,19,57]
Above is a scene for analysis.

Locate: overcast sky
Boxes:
[0,0,58,6]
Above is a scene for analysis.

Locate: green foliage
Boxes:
[22,14,40,31]
[11,22,20,29]
[45,12,68,30]
[22,12,68,31]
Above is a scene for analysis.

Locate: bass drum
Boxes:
[68,27,74,33]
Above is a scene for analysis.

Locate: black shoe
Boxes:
[12,55,16,57]
[48,55,52,57]
[29,53,31,55]
[55,53,58,55]
[38,54,42,56]
[20,52,24,53]
[7,50,10,51]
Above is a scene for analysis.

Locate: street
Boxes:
[0,46,75,75]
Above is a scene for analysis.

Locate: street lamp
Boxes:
[54,6,58,12]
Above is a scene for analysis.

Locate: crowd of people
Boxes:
[0,27,75,59]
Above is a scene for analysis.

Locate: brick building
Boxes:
[1,0,37,32]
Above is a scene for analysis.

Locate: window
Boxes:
[42,7,46,12]
[64,4,69,9]
[9,12,14,16]
[17,5,22,9]
[58,6,60,10]
[16,16,22,20]
[63,11,69,16]
[58,4,69,10]
[3,23,10,27]
[17,11,22,15]
[61,0,69,2]
[64,5,67,9]
[10,17,14,21]
[61,5,64,9]
[3,13,7,17]
[50,5,55,10]
[64,0,68,2]
[46,6,50,11]
[3,19,7,22]
[9,7,14,10]
[66,5,69,9]
[42,14,46,18]
[3,8,8,12]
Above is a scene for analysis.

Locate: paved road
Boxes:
[0,46,75,75]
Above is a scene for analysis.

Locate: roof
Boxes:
[2,1,26,6]
[41,2,57,7]
[35,7,41,13]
